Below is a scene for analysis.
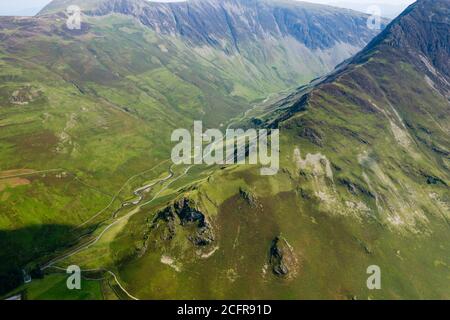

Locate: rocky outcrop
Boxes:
[269,237,289,276]
[269,236,299,279]
[152,198,215,247]
[239,187,257,207]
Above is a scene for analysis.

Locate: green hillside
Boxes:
[31,0,449,300]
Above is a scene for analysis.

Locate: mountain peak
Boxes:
[267,0,449,131]
[355,0,449,78]
[39,0,371,16]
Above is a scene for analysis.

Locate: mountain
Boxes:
[0,0,385,296]
[41,0,377,49]
[72,0,449,299]
[37,0,387,98]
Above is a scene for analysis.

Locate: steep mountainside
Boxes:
[0,0,384,295]
[38,0,386,93]
[74,0,449,299]
[43,0,376,49]
[41,0,378,47]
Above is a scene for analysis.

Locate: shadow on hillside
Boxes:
[0,224,84,295]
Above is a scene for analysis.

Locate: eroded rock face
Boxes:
[81,0,382,51]
[152,198,215,247]
[269,236,299,279]
[152,208,177,242]
[239,187,257,207]
[175,199,207,228]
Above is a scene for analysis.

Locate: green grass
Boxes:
[3,273,103,300]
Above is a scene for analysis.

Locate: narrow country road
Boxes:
[42,163,185,270]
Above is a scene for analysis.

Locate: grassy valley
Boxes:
[1,0,448,300]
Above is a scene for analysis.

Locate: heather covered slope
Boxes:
[0,0,383,295]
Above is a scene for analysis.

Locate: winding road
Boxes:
[41,164,177,270]
[76,160,170,228]
[40,163,195,300]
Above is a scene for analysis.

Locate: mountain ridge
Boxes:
[269,0,450,126]
[39,0,386,51]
